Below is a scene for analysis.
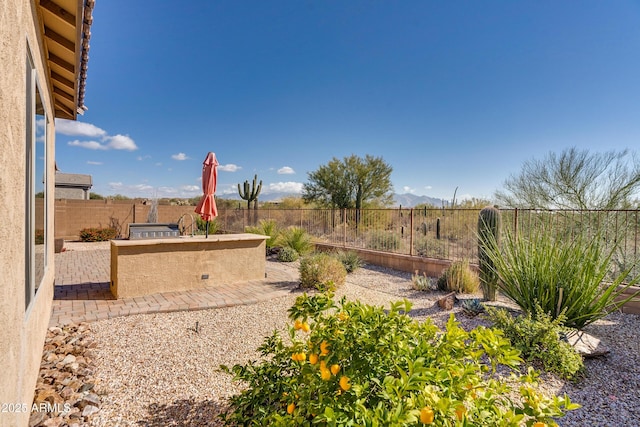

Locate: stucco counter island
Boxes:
[110,233,267,299]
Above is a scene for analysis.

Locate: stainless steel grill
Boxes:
[128,223,180,239]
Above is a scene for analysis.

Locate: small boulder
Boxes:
[566,331,610,358]
[437,292,456,310]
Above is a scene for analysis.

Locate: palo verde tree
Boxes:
[302,154,394,210]
[495,147,640,209]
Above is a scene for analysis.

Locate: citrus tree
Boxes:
[220,293,579,426]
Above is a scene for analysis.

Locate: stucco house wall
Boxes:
[0,1,86,425]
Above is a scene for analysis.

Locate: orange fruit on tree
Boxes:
[533,423,547,427]
[294,320,302,330]
[301,322,310,333]
[320,367,332,381]
[455,404,466,421]
[320,341,330,356]
[339,375,351,391]
[330,364,340,375]
[308,354,318,365]
[287,402,295,414]
[291,352,306,362]
[419,406,434,424]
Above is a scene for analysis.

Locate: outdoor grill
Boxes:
[128,223,180,239]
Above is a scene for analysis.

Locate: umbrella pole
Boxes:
[206,220,209,238]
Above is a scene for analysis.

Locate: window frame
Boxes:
[25,49,48,311]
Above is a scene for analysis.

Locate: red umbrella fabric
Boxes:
[195,152,219,236]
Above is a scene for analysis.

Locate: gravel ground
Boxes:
[87,261,640,426]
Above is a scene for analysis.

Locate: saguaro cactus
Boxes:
[238,175,262,223]
[477,206,501,301]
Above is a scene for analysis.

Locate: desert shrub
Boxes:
[278,226,314,256]
[246,219,280,251]
[35,229,45,245]
[481,225,640,329]
[196,216,219,235]
[365,230,401,252]
[486,305,584,380]
[278,247,299,263]
[413,235,449,259]
[220,293,579,426]
[79,227,117,242]
[332,250,363,273]
[299,253,347,291]
[437,259,480,293]
[411,270,437,291]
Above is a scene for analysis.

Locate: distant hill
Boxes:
[392,193,447,208]
[220,192,447,207]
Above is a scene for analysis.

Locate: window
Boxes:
[25,51,47,310]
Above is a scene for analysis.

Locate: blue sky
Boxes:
[54,0,640,202]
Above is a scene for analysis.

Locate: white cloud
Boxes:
[218,163,241,172]
[59,120,138,151]
[219,184,238,195]
[402,186,415,194]
[67,135,138,151]
[55,119,107,138]
[155,162,163,166]
[102,182,210,198]
[87,161,103,165]
[157,186,177,195]
[137,155,151,161]
[268,182,304,193]
[68,140,108,150]
[424,185,433,190]
[278,166,295,174]
[172,153,188,161]
[106,134,138,151]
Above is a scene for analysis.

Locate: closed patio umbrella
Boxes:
[194,152,219,238]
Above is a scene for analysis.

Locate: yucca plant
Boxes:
[332,250,363,273]
[481,224,640,329]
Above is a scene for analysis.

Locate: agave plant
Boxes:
[461,298,485,317]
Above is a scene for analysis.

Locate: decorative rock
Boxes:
[77,393,100,410]
[566,331,610,358]
[60,386,75,399]
[34,389,63,405]
[437,292,456,310]
[42,417,63,427]
[31,322,101,426]
[82,405,100,417]
[78,382,95,393]
[29,411,47,427]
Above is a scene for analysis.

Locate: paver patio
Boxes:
[51,242,298,327]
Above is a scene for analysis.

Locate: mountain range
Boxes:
[221,192,447,208]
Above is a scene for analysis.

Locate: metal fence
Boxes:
[216,207,640,271]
